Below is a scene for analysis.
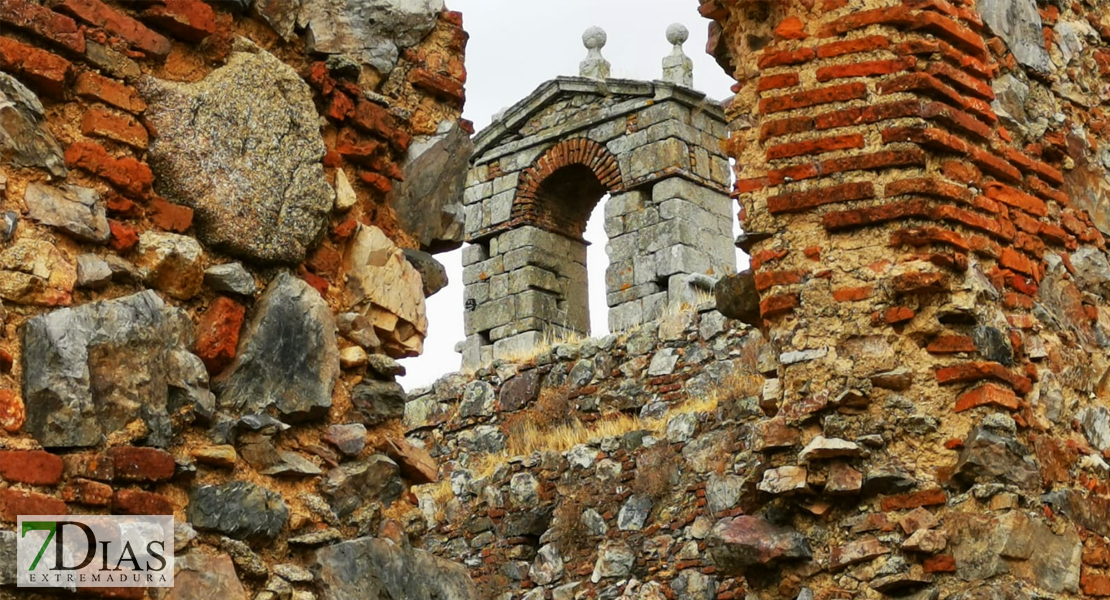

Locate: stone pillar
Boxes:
[703,0,1110,595]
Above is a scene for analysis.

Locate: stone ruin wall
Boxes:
[0,0,478,598]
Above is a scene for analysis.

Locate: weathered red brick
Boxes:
[984,182,1047,217]
[0,450,63,485]
[0,488,66,520]
[833,286,873,302]
[112,489,173,515]
[816,57,915,82]
[754,269,806,291]
[935,361,1032,395]
[757,72,800,92]
[820,148,928,176]
[892,271,948,294]
[53,0,171,56]
[884,306,915,324]
[360,171,393,194]
[1083,568,1110,597]
[62,478,114,506]
[927,334,977,354]
[767,181,874,214]
[814,99,919,131]
[149,198,193,233]
[822,6,915,36]
[0,35,71,97]
[816,35,891,59]
[880,487,947,511]
[766,133,864,160]
[879,73,995,124]
[925,61,994,100]
[760,82,868,114]
[955,383,1020,412]
[0,0,85,53]
[195,296,245,375]
[999,247,1037,277]
[760,115,814,141]
[107,446,175,482]
[757,46,815,69]
[885,177,973,204]
[823,199,931,231]
[767,163,819,185]
[924,555,957,573]
[774,16,807,39]
[760,292,799,319]
[81,107,149,149]
[108,219,139,252]
[409,68,464,105]
[74,71,146,113]
[141,0,216,42]
[65,142,153,197]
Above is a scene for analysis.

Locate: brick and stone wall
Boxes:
[0,0,476,597]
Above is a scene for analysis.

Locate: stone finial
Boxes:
[580,26,611,80]
[662,23,693,88]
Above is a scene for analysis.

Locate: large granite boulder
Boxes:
[254,0,445,75]
[312,536,477,600]
[0,73,66,177]
[341,225,428,357]
[215,272,339,421]
[140,44,333,264]
[391,122,472,252]
[21,290,213,448]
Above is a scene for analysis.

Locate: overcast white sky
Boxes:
[398,0,738,389]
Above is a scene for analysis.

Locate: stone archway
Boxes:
[459,77,736,369]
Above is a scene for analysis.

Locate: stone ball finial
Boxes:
[666,23,689,46]
[583,26,607,51]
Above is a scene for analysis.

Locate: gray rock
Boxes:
[174,522,197,552]
[706,475,743,514]
[366,353,406,379]
[1080,406,1110,452]
[403,249,449,297]
[672,569,717,600]
[324,423,368,456]
[0,530,13,585]
[141,47,333,264]
[219,537,269,578]
[709,516,812,570]
[953,423,1040,490]
[392,122,472,251]
[22,291,211,448]
[312,535,477,600]
[582,508,608,536]
[459,380,495,418]
[261,451,324,477]
[648,348,679,376]
[590,540,634,583]
[1072,247,1110,292]
[350,379,407,425]
[24,183,109,242]
[187,482,289,541]
[617,494,653,531]
[0,73,66,177]
[973,326,1013,366]
[714,270,760,327]
[499,369,541,411]
[320,454,403,518]
[76,254,112,289]
[215,272,339,421]
[531,544,564,586]
[205,262,258,296]
[977,0,1052,73]
[666,412,698,442]
[274,563,314,583]
[509,472,539,506]
[1,211,16,242]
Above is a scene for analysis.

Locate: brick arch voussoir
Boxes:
[511,138,624,226]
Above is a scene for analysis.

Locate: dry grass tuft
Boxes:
[633,443,680,499]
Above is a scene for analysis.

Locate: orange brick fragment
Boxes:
[955,383,1020,412]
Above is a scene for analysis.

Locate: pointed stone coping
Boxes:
[471,76,727,163]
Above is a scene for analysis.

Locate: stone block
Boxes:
[465,295,516,334]
[463,203,483,235]
[461,243,488,266]
[492,172,520,194]
[656,244,712,277]
[587,118,626,144]
[637,101,691,129]
[490,317,548,341]
[642,292,669,322]
[510,265,561,295]
[604,190,647,219]
[624,206,660,230]
[464,280,489,304]
[604,214,624,237]
[465,164,488,187]
[461,255,503,285]
[694,146,712,181]
[710,156,731,186]
[640,218,702,254]
[606,233,639,262]
[606,262,634,292]
[633,254,658,286]
[463,181,491,205]
[608,299,643,332]
[488,273,509,299]
[628,138,690,182]
[492,331,545,362]
[607,282,662,306]
[488,189,514,225]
